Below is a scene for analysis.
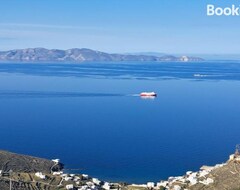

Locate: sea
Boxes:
[0,61,240,183]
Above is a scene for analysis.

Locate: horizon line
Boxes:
[1,47,240,57]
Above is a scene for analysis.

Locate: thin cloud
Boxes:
[0,23,100,30]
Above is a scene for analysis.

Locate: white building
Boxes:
[64,176,73,181]
[147,182,155,188]
[187,175,197,186]
[53,171,63,175]
[82,174,89,179]
[157,181,168,188]
[35,172,46,179]
[130,184,147,188]
[199,178,214,185]
[173,185,181,190]
[92,178,101,185]
[74,176,80,181]
[52,159,60,163]
[102,182,111,190]
[78,185,88,190]
[66,184,74,190]
[199,170,209,177]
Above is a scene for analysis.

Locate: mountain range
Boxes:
[0,48,204,62]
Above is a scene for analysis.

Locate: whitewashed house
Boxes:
[35,172,46,179]
[92,178,101,185]
[52,159,60,163]
[102,182,111,190]
[147,182,155,188]
[53,171,63,175]
[82,174,89,179]
[66,184,74,190]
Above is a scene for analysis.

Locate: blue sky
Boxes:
[0,0,240,54]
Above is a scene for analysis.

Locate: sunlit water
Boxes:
[0,62,240,183]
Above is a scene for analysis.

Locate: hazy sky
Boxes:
[0,0,240,54]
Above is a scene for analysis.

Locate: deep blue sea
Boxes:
[0,62,240,183]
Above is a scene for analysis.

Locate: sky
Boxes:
[0,0,240,54]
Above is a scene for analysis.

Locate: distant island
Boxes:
[0,48,204,63]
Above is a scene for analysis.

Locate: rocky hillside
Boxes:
[0,48,204,62]
[0,150,63,173]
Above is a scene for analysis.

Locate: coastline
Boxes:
[1,150,240,190]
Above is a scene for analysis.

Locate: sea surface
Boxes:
[0,61,240,183]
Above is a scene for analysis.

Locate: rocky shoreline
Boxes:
[1,150,240,190]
